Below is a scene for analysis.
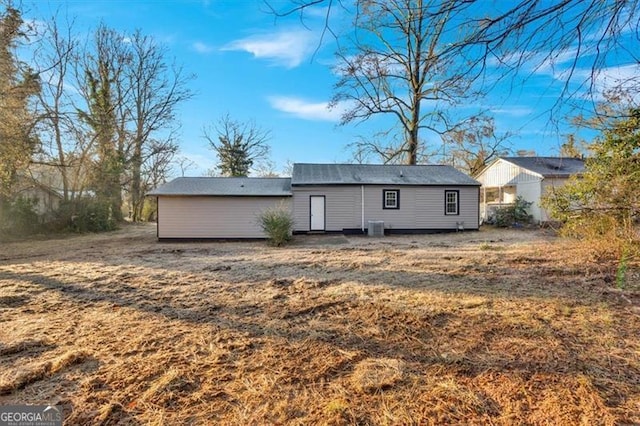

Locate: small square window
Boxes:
[445,190,459,215]
[383,190,400,209]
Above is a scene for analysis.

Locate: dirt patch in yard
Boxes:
[0,223,638,424]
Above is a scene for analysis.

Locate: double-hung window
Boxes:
[445,190,459,215]
[383,190,400,209]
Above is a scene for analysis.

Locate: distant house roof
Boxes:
[147,177,292,197]
[500,157,585,178]
[292,163,480,186]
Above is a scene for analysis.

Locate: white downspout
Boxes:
[482,186,486,222]
[361,185,365,233]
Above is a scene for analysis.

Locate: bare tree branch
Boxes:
[272,0,639,146]
[203,114,271,177]
[331,0,476,164]
[441,115,512,175]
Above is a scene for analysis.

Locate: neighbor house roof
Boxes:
[291,163,480,186]
[147,177,292,197]
[500,157,585,178]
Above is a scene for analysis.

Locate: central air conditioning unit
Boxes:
[368,220,384,237]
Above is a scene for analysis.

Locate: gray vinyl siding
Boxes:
[364,185,415,228]
[293,186,362,232]
[158,196,291,238]
[293,185,479,232]
[414,186,479,229]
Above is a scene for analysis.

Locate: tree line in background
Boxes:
[0,3,192,236]
[0,2,289,239]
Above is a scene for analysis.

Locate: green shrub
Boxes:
[258,204,294,246]
[494,196,533,227]
[0,196,42,236]
[53,198,118,233]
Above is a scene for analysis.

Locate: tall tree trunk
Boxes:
[408,102,420,165]
[52,114,69,201]
[130,141,142,221]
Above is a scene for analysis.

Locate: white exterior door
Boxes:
[310,196,325,231]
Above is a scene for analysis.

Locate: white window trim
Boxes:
[383,189,400,209]
[445,190,459,215]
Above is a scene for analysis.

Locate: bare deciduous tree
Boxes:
[253,159,280,177]
[442,116,511,176]
[75,23,192,221]
[140,138,178,198]
[203,115,271,177]
[2,4,191,229]
[34,13,88,201]
[267,0,639,175]
[174,155,196,177]
[273,0,638,102]
[331,0,474,164]
[281,159,294,176]
[125,30,193,221]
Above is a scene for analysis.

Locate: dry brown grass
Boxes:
[0,223,639,425]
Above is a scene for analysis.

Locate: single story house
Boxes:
[474,156,585,223]
[147,163,480,239]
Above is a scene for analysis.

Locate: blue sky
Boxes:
[24,0,639,177]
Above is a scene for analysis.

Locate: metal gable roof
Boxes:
[291,163,480,186]
[500,157,585,178]
[147,177,292,196]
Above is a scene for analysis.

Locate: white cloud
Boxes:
[575,63,640,99]
[489,47,640,101]
[268,95,347,121]
[192,41,214,54]
[222,30,317,68]
[490,107,534,117]
[533,48,580,77]
[488,47,580,79]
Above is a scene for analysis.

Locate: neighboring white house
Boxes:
[474,156,585,224]
[147,163,481,239]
